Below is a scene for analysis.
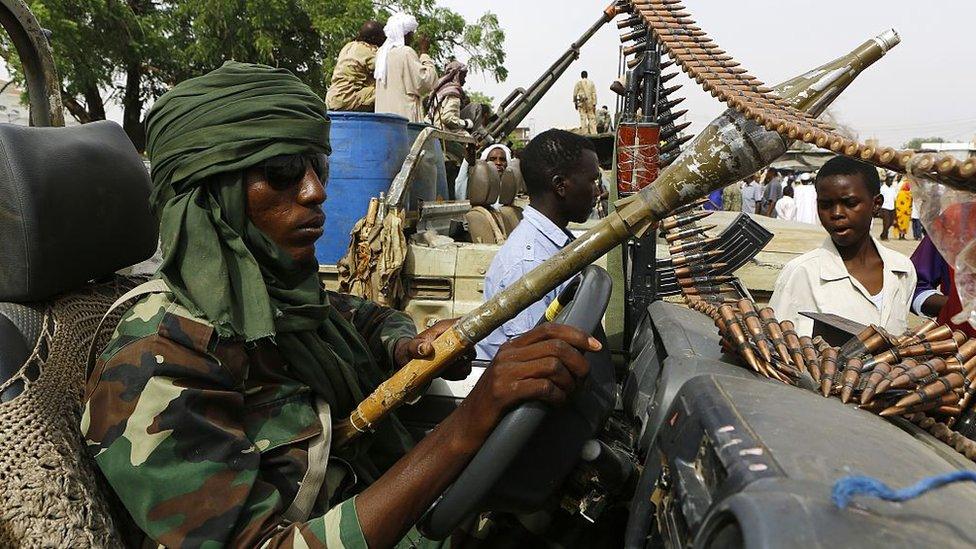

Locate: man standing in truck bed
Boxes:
[573,71,598,134]
[374,12,438,122]
[325,21,385,112]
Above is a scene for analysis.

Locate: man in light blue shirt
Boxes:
[476,129,601,359]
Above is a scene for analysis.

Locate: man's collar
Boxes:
[819,236,911,282]
[523,205,572,248]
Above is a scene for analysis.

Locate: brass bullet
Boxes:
[820,348,840,397]
[894,319,939,347]
[670,249,724,267]
[667,197,709,217]
[935,405,963,417]
[674,262,728,278]
[839,324,893,361]
[668,236,721,255]
[780,320,806,374]
[737,300,774,364]
[840,358,864,404]
[665,224,717,243]
[898,324,953,348]
[874,358,920,395]
[682,284,734,296]
[661,210,713,232]
[947,338,976,368]
[800,336,821,382]
[880,393,959,417]
[888,358,951,390]
[719,305,761,373]
[894,371,966,409]
[759,308,794,367]
[860,361,893,405]
[677,274,734,287]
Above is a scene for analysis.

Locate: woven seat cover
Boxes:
[0,276,141,547]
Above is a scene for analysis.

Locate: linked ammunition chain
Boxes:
[614,0,976,191]
[673,243,976,463]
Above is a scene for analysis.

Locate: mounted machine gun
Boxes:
[466,1,631,147]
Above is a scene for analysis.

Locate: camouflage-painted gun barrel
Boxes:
[333,31,900,446]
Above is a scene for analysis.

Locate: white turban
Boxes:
[480,144,512,163]
[375,13,419,84]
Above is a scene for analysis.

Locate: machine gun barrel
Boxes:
[483,3,620,145]
[334,31,899,447]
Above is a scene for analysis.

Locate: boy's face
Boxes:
[816,173,881,248]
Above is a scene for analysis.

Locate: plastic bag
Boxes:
[912,175,976,328]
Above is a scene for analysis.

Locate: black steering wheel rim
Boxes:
[420,265,614,540]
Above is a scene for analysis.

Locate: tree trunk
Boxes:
[121,62,146,152]
[82,84,107,120]
[60,91,92,124]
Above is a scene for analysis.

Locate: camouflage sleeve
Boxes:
[327,291,417,373]
[81,296,369,548]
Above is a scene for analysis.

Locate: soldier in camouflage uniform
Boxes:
[83,61,599,548]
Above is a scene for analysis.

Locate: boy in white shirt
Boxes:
[769,157,916,337]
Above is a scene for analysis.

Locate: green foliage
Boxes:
[0,0,507,150]
[903,136,946,150]
[467,90,493,109]
[504,131,526,150]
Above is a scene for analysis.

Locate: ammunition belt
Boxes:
[616,0,976,191]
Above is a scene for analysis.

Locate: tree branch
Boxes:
[60,91,93,124]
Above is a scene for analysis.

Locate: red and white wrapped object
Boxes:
[912,174,976,329]
[616,122,660,195]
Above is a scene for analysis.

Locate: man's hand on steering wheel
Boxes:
[460,323,601,436]
[394,319,474,380]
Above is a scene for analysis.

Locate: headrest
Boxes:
[468,160,500,207]
[499,163,524,205]
[0,121,158,301]
[509,158,526,194]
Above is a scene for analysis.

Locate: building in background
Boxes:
[0,79,78,126]
[920,141,976,161]
[511,126,530,142]
[0,79,29,125]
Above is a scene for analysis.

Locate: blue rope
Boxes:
[832,470,976,509]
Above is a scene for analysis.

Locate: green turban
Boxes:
[147,60,331,212]
[145,61,412,477]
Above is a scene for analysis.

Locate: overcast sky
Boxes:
[441,0,976,148]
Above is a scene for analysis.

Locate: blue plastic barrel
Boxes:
[318,111,410,265]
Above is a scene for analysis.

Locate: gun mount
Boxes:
[470,2,627,147]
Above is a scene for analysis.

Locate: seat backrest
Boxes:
[508,158,526,194]
[466,160,506,244]
[0,121,157,302]
[0,121,157,546]
[467,159,500,208]
[496,166,524,234]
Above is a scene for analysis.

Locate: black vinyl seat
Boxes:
[0,120,158,400]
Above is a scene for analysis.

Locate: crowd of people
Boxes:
[715,165,923,241]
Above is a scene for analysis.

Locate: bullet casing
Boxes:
[664,224,716,243]
[674,261,727,277]
[661,210,712,232]
[669,236,720,255]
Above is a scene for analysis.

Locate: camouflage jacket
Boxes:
[82,290,420,548]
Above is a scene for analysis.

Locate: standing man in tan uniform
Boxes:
[427,60,473,133]
[326,21,385,112]
[573,70,598,134]
[374,13,438,122]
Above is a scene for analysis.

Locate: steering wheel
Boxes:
[419,265,615,540]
